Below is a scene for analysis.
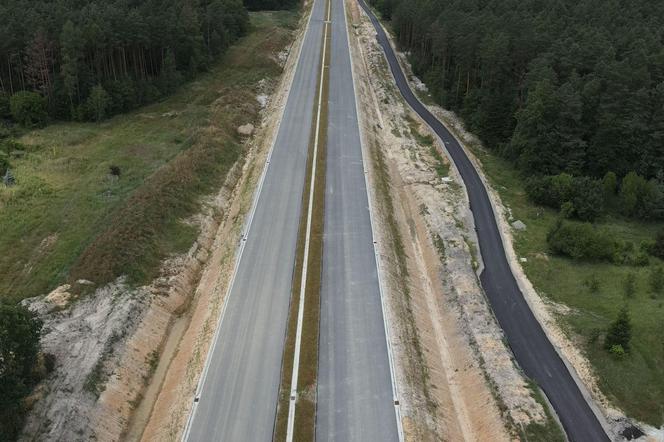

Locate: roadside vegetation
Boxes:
[370,0,664,427]
[468,146,664,426]
[0,302,45,440]
[0,10,298,302]
[0,7,299,441]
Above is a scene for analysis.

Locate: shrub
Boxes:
[560,201,575,219]
[547,220,616,261]
[652,229,664,259]
[572,177,605,221]
[585,274,600,294]
[85,85,112,122]
[631,251,650,266]
[649,266,664,294]
[0,156,9,176]
[0,302,43,439]
[604,307,632,353]
[609,344,626,359]
[107,79,138,114]
[619,171,664,219]
[526,173,574,208]
[602,171,617,197]
[9,91,48,127]
[526,173,604,221]
[0,92,10,118]
[623,272,637,298]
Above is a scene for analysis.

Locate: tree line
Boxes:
[0,0,250,123]
[371,0,664,220]
[244,0,299,11]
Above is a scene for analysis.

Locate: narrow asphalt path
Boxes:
[316,0,400,440]
[357,1,609,441]
[183,0,325,439]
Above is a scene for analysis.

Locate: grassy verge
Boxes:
[274,2,328,439]
[518,381,567,442]
[0,11,298,301]
[465,139,664,425]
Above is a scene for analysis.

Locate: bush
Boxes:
[547,220,617,261]
[526,173,574,208]
[623,272,637,298]
[609,344,626,359]
[0,156,9,176]
[0,302,43,439]
[649,266,664,294]
[9,91,48,127]
[107,79,138,114]
[85,85,111,122]
[652,229,664,259]
[526,173,604,221]
[0,92,10,118]
[619,171,664,219]
[604,307,632,353]
[602,171,617,197]
[585,273,600,293]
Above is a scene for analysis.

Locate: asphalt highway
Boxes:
[183,0,325,439]
[316,0,399,440]
[357,1,609,441]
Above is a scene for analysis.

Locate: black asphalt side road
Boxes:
[357,1,609,440]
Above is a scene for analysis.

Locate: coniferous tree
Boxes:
[604,306,632,353]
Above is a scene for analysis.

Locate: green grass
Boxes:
[429,146,450,178]
[469,144,664,426]
[520,382,566,442]
[0,11,297,301]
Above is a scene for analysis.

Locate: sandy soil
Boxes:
[346,1,546,440]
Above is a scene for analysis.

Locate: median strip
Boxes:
[274,0,330,440]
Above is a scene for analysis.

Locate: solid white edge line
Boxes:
[285,0,331,439]
[180,2,319,440]
[343,0,404,441]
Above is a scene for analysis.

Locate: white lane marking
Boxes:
[344,0,404,440]
[285,0,331,439]
[180,1,320,440]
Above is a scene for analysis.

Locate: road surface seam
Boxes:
[343,0,404,439]
[180,4,318,439]
[285,0,331,438]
